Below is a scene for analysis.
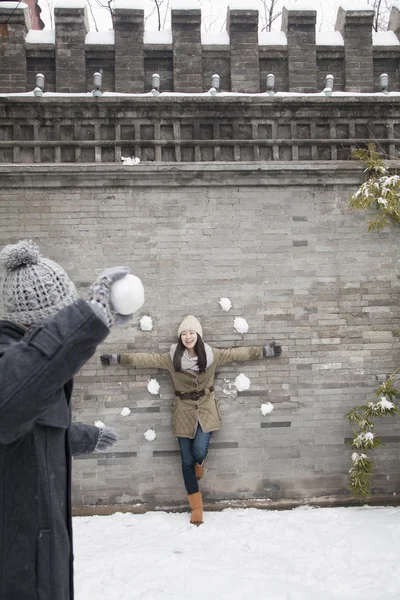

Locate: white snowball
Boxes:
[110,273,145,315]
[235,373,251,391]
[140,315,153,331]
[234,317,249,334]
[261,402,274,415]
[121,156,140,165]
[94,420,105,429]
[120,407,131,417]
[144,429,157,442]
[147,378,160,395]
[219,297,232,312]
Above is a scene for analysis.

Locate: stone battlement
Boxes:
[1,1,400,95]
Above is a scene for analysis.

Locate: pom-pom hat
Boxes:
[178,315,203,338]
[0,239,78,325]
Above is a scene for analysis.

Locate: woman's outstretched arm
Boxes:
[213,342,281,366]
[100,351,170,370]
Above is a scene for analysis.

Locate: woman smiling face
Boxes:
[181,330,198,350]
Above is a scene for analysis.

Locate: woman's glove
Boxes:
[95,426,118,452]
[263,341,282,358]
[100,353,120,366]
[87,266,130,327]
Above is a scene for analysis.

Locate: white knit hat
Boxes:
[177,315,203,338]
[0,240,78,325]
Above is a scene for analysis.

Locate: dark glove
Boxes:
[95,426,118,452]
[87,266,130,327]
[263,342,281,358]
[100,353,120,366]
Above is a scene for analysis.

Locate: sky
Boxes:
[73,505,400,600]
[38,0,387,33]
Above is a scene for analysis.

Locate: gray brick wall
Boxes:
[0,163,399,507]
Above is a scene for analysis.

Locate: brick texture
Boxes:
[0,164,399,506]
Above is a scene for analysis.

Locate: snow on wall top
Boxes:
[316,31,344,46]
[373,31,400,46]
[338,1,374,11]
[26,30,56,45]
[228,0,260,9]
[202,32,230,45]
[55,0,86,9]
[144,30,173,45]
[85,31,115,45]
[114,0,147,10]
[259,31,287,46]
[0,1,28,9]
[171,0,201,10]
[283,1,317,11]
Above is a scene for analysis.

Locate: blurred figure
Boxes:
[0,240,142,600]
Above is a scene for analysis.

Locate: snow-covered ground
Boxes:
[74,506,400,600]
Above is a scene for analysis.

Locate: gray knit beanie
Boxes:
[0,239,78,325]
[178,315,203,338]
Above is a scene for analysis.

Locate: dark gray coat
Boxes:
[0,300,109,600]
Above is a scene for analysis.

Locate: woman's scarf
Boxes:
[170,343,214,372]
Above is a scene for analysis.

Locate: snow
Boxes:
[120,407,131,417]
[261,401,274,415]
[316,31,344,46]
[143,428,157,441]
[0,2,28,8]
[219,297,232,312]
[140,315,153,331]
[222,378,237,396]
[228,0,260,9]
[171,0,201,10]
[85,31,115,45]
[338,1,374,11]
[234,317,248,334]
[94,420,105,429]
[25,30,56,45]
[144,30,173,44]
[121,156,140,165]
[259,31,287,46]
[373,31,400,46]
[234,373,250,391]
[114,0,146,10]
[73,506,400,600]
[147,378,160,395]
[283,2,317,11]
[55,0,86,8]
[202,31,230,45]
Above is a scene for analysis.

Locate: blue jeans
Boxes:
[178,424,212,495]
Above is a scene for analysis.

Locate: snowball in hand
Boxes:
[94,420,105,429]
[234,317,249,334]
[120,407,131,417]
[147,378,160,395]
[219,297,232,312]
[261,402,274,415]
[144,429,157,442]
[140,315,153,331]
[235,373,251,391]
[110,273,144,315]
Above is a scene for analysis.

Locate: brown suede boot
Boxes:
[188,492,203,526]
[194,460,205,481]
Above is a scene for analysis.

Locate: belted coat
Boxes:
[120,346,263,438]
[0,300,109,600]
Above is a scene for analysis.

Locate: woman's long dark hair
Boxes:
[173,334,207,373]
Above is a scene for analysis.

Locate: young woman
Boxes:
[100,315,281,526]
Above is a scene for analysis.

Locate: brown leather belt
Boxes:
[175,386,214,400]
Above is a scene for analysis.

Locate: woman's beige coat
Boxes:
[120,346,263,438]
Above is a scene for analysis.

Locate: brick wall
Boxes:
[0,163,399,507]
[2,3,400,94]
